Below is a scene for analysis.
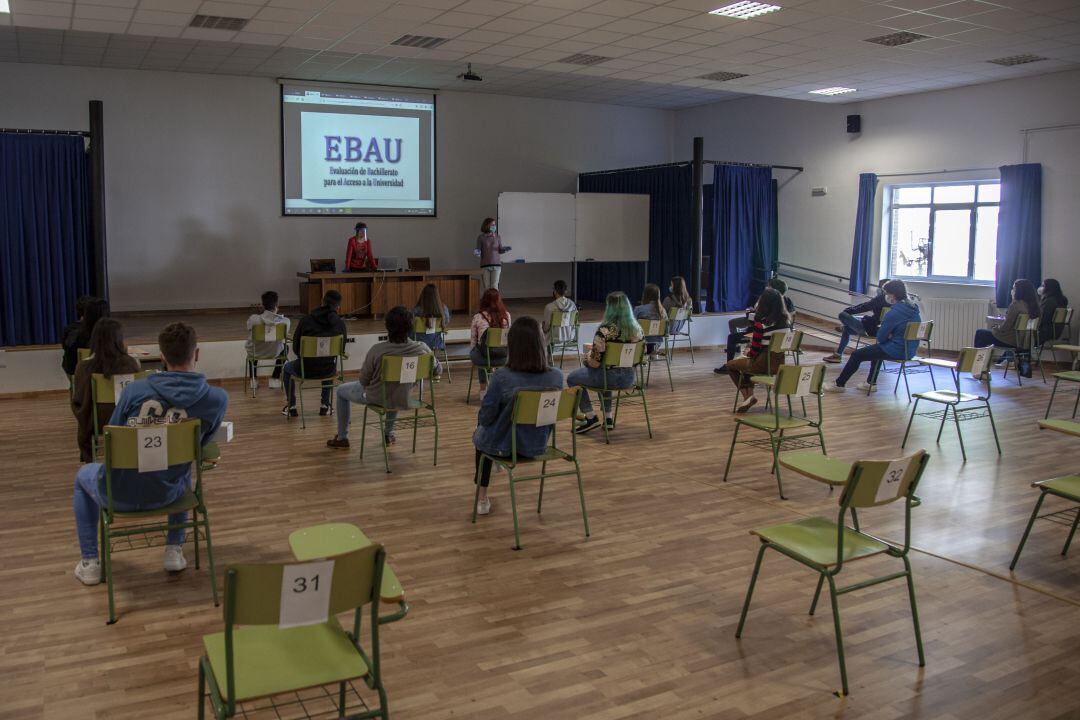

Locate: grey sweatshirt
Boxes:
[358,339,442,409]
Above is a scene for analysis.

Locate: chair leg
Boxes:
[640,387,653,439]
[688,333,695,363]
[338,681,347,719]
[103,515,117,624]
[379,415,391,474]
[771,433,786,500]
[359,406,369,459]
[411,409,419,454]
[985,402,1002,455]
[808,573,825,616]
[952,404,967,462]
[1062,507,1080,557]
[826,574,849,697]
[470,458,483,523]
[1046,378,1059,419]
[297,381,307,430]
[198,656,207,720]
[1073,386,1080,419]
[466,365,474,404]
[722,424,741,482]
[192,507,201,569]
[902,363,911,402]
[935,404,950,443]
[929,363,937,390]
[1010,491,1046,570]
[665,349,674,392]
[202,507,219,607]
[894,362,903,395]
[432,411,439,467]
[537,461,547,514]
[902,398,920,448]
[902,554,925,667]
[575,462,590,538]
[508,472,523,551]
[735,543,768,638]
[599,392,612,445]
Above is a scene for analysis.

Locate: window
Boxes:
[883,181,1000,283]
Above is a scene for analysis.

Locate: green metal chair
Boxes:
[466,326,507,404]
[1035,306,1073,371]
[289,523,408,625]
[100,419,217,624]
[731,329,802,413]
[873,320,935,401]
[1045,370,1080,419]
[578,340,652,444]
[245,322,288,398]
[292,335,346,429]
[640,316,674,392]
[358,354,439,473]
[667,305,694,363]
[471,387,589,550]
[998,313,1033,385]
[90,370,154,458]
[1010,419,1080,571]
[722,363,827,500]
[902,346,1000,462]
[411,315,451,383]
[548,309,582,368]
[736,449,929,697]
[198,544,390,720]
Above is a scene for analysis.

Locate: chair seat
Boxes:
[1034,474,1080,500]
[489,446,573,466]
[203,617,368,703]
[913,390,982,404]
[289,524,404,603]
[736,415,815,431]
[1038,419,1080,438]
[917,358,957,369]
[1051,344,1080,354]
[779,451,852,487]
[112,489,199,518]
[752,516,890,567]
[368,399,434,414]
[1053,371,1080,382]
[749,375,777,386]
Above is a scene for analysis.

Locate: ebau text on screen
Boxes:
[323,136,403,164]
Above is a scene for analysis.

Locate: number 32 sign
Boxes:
[280,560,335,628]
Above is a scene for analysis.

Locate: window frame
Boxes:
[882,180,1000,285]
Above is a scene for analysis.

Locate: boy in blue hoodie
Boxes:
[72,322,228,585]
[824,279,921,393]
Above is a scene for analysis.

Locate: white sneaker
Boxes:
[855,382,878,393]
[476,497,492,516]
[268,378,282,390]
[249,378,258,390]
[823,383,846,393]
[163,545,187,572]
[74,558,102,585]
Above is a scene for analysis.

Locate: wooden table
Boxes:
[297,269,481,317]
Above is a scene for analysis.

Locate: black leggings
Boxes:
[474,449,513,488]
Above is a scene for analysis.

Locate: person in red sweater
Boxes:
[345,222,378,272]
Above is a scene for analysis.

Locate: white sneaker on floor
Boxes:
[476,497,492,516]
[249,378,258,390]
[163,545,187,572]
[822,383,846,393]
[855,382,878,393]
[268,378,282,390]
[74,558,102,585]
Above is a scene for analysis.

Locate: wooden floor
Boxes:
[3,348,1080,719]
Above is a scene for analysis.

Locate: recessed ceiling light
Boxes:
[810,87,856,96]
[709,2,781,20]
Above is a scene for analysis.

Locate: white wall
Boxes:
[675,70,1080,309]
[0,62,674,310]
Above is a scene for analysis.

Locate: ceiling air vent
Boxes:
[391,34,449,49]
[864,31,929,47]
[697,70,748,82]
[987,54,1047,66]
[189,15,248,32]
[559,53,611,66]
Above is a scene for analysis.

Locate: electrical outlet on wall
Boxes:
[811,187,827,197]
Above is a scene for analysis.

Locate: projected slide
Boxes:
[281,83,435,216]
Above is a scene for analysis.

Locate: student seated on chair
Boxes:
[720,278,797,372]
[70,318,141,463]
[725,288,791,413]
[245,290,291,391]
[542,279,577,346]
[663,275,693,333]
[282,290,347,417]
[412,283,451,350]
[568,291,642,434]
[822,280,889,364]
[472,317,563,516]
[72,322,227,586]
[974,278,1039,371]
[61,296,109,377]
[633,283,665,355]
[824,279,920,394]
[1038,278,1069,346]
[470,288,511,388]
[326,305,440,450]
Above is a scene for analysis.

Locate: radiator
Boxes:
[919,297,991,352]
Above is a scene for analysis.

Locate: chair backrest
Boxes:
[484,326,507,348]
[226,544,382,627]
[602,340,645,368]
[771,363,825,397]
[299,335,345,358]
[667,306,690,322]
[103,418,200,472]
[842,450,927,509]
[956,346,994,380]
[78,347,92,362]
[379,353,435,383]
[905,320,933,342]
[639,317,668,337]
[511,387,580,427]
[413,315,444,335]
[92,370,154,405]
[768,329,803,353]
[550,310,579,331]
[1012,312,1030,332]
[253,323,287,343]
[1053,307,1072,324]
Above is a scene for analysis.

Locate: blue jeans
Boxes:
[282,360,333,407]
[567,366,635,414]
[470,346,506,384]
[73,464,186,559]
[835,344,891,387]
[415,331,444,351]
[836,311,871,354]
[336,382,396,439]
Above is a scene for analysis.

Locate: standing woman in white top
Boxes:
[475,217,508,292]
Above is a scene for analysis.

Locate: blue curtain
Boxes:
[709,164,776,311]
[848,172,877,294]
[577,164,693,303]
[1,133,94,346]
[995,163,1041,308]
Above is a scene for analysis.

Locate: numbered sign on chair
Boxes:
[916,322,929,339]
[618,344,636,367]
[536,390,561,426]
[112,374,135,400]
[137,426,168,472]
[874,458,911,503]
[1026,318,1039,332]
[675,308,688,321]
[279,560,335,629]
[316,337,332,356]
[399,357,418,384]
[559,312,571,327]
[795,367,815,396]
[426,318,437,333]
[645,320,660,336]
[971,348,992,378]
[779,331,796,351]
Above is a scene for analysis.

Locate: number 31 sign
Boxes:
[279,560,335,628]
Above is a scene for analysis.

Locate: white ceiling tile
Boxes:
[502,4,574,22]
[554,11,615,29]
[568,28,627,43]
[126,21,183,35]
[451,0,519,17]
[140,0,200,11]
[481,16,541,32]
[602,18,660,34]
[73,4,131,21]
[71,17,128,32]
[585,0,653,16]
[10,0,71,17]
[519,22,582,38]
[377,4,444,22]
[435,10,496,28]
[457,27,515,41]
[198,1,260,18]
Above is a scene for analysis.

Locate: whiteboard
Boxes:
[497,192,576,263]
[575,193,650,261]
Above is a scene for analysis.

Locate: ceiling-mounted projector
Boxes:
[458,63,483,82]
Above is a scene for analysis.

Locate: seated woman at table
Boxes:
[974,278,1040,364]
[70,318,141,463]
[725,288,790,413]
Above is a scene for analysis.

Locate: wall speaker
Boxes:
[847,114,862,133]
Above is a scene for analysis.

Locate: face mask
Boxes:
[490,225,497,233]
[885,294,896,305]
[668,286,673,293]
[1038,286,1045,296]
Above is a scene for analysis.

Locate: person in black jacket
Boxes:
[281,290,347,417]
[1038,278,1069,346]
[823,280,888,364]
[61,297,109,376]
